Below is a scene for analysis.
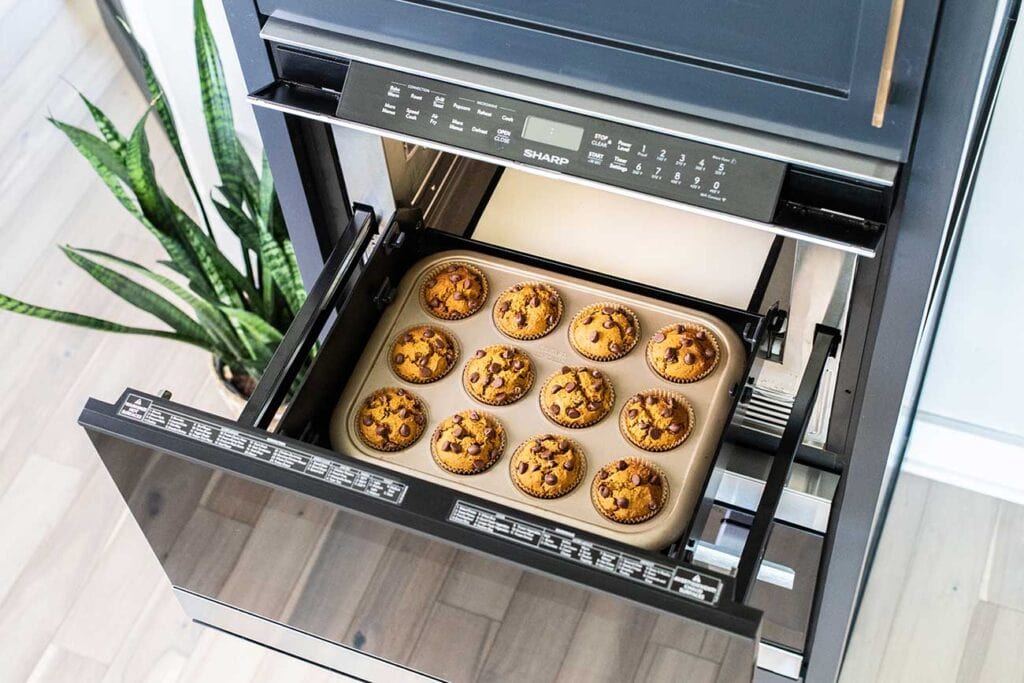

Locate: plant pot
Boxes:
[212,357,287,428]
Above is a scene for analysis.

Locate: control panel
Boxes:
[338,63,787,222]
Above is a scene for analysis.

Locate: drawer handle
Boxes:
[872,0,908,128]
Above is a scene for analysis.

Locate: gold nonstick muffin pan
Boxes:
[330,251,745,549]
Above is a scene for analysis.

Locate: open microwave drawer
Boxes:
[80,206,843,682]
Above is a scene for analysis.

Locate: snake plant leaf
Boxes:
[258,152,274,225]
[69,247,250,365]
[49,118,130,183]
[76,93,128,155]
[212,198,261,254]
[0,292,203,346]
[60,246,213,347]
[216,305,284,345]
[124,112,174,228]
[194,0,246,208]
[258,229,304,315]
[170,202,258,308]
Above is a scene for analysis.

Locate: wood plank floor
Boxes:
[1,2,1022,681]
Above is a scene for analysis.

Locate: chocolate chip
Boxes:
[518,462,529,474]
[467,443,481,455]
[423,328,435,338]
[705,348,715,358]
[453,291,465,301]
[546,315,556,325]
[550,404,560,415]
[417,356,429,366]
[473,458,486,470]
[361,415,373,426]
[430,297,442,307]
[660,408,673,418]
[452,425,464,438]
[513,284,523,291]
[625,326,635,337]
[599,484,611,497]
[448,273,461,282]
[617,460,628,470]
[599,470,609,480]
[650,474,661,485]
[396,388,406,397]
[425,278,436,287]
[675,324,685,334]
[664,348,678,362]
[592,380,604,390]
[532,463,542,471]
[394,353,405,364]
[558,440,569,452]
[447,265,458,272]
[630,474,641,485]
[627,408,639,419]
[668,422,682,434]
[550,384,562,394]
[602,320,614,329]
[581,315,593,325]
[586,402,597,411]
[682,338,694,348]
[566,408,581,419]
[645,395,658,405]
[563,459,575,471]
[684,352,697,365]
[418,366,431,377]
[512,359,524,370]
[696,330,706,340]
[461,278,472,288]
[544,473,558,485]
[512,387,522,395]
[452,414,462,423]
[609,342,621,353]
[615,497,629,508]
[490,362,502,373]
[501,349,512,359]
[494,391,507,401]
[399,424,411,437]
[398,407,408,418]
[375,425,388,436]
[470,372,480,383]
[498,301,510,314]
[589,331,601,343]
[653,332,666,343]
[650,427,663,439]
[591,370,602,378]
[414,415,426,425]
[514,313,526,327]
[561,366,571,374]
[491,376,505,388]
[475,349,485,358]
[602,307,614,314]
[564,381,577,392]
[450,442,462,453]
[530,295,539,307]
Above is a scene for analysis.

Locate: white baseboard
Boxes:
[902,417,1024,505]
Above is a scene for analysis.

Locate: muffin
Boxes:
[463,345,534,405]
[620,390,694,452]
[591,458,668,524]
[647,323,720,383]
[389,325,459,383]
[431,410,506,474]
[539,366,615,428]
[568,303,640,361]
[355,388,427,452]
[422,262,488,320]
[492,282,563,340]
[509,434,586,499]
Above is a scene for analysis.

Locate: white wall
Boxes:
[119,0,262,264]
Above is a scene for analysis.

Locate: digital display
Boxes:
[521,116,584,151]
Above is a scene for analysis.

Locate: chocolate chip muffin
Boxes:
[647,323,720,383]
[509,434,585,499]
[431,410,506,474]
[355,388,427,452]
[492,282,563,340]
[463,345,534,406]
[568,303,640,361]
[591,458,668,524]
[389,325,459,383]
[620,390,694,452]
[422,262,488,320]
[540,366,615,428]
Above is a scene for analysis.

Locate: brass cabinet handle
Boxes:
[872,0,907,128]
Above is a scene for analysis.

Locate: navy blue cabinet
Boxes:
[257,0,940,160]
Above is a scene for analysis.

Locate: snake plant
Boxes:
[0,0,305,387]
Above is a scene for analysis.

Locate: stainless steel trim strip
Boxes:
[260,15,897,187]
[247,93,877,257]
[693,541,796,590]
[715,470,832,534]
[758,642,804,679]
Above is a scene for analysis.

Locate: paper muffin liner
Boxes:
[430,410,507,475]
[387,324,461,385]
[645,322,721,384]
[491,281,565,341]
[567,302,641,362]
[508,435,587,500]
[590,457,670,525]
[538,367,615,429]
[618,389,695,452]
[420,261,489,321]
[462,345,535,406]
[353,387,428,453]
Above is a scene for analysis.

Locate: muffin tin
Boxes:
[330,251,745,549]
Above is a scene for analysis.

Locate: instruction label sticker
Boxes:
[117,393,407,505]
[448,500,721,605]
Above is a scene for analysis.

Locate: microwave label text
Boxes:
[522,149,570,166]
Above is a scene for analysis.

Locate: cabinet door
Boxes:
[256,0,941,160]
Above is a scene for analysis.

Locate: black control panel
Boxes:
[338,63,787,222]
